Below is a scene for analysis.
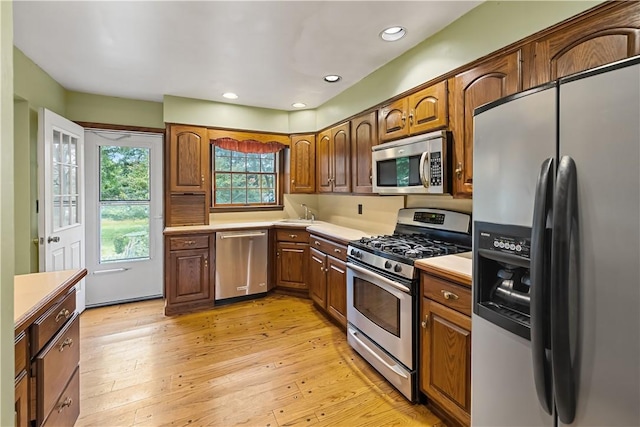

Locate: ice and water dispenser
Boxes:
[473,222,533,340]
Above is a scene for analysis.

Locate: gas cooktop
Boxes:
[356,234,470,260]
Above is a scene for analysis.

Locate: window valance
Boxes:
[211,137,286,154]
[208,128,290,154]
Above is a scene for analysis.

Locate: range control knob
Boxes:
[384,260,392,269]
[394,264,402,273]
[349,248,362,258]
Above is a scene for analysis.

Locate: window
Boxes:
[212,146,282,209]
[99,145,151,262]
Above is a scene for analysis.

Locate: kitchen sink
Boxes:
[278,219,319,224]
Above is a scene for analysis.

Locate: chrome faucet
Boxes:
[302,204,309,220]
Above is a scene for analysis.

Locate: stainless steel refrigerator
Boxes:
[471,57,640,426]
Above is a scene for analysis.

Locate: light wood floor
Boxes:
[77,294,444,426]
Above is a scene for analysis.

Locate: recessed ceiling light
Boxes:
[222,92,238,99]
[292,102,307,108]
[324,75,341,83]
[380,26,406,42]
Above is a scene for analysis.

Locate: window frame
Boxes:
[210,147,285,213]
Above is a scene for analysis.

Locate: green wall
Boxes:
[1,1,14,424]
[163,95,291,133]
[66,91,163,129]
[316,0,603,128]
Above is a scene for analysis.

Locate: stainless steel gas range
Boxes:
[346,208,472,401]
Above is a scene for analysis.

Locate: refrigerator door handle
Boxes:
[551,155,580,424]
[530,157,554,415]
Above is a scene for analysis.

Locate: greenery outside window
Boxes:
[212,145,283,210]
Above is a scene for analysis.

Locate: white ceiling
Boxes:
[13,1,481,111]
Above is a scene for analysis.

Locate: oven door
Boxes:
[346,261,414,369]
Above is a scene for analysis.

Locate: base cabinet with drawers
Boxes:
[420,271,472,427]
[274,227,309,294]
[308,233,348,327]
[164,233,215,315]
[14,269,86,427]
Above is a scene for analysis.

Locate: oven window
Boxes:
[353,277,401,337]
[376,155,421,187]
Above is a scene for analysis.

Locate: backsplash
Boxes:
[316,194,405,235]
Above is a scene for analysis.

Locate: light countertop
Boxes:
[415,252,472,286]
[164,220,371,243]
[14,269,87,331]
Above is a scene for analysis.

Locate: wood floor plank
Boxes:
[77,294,442,426]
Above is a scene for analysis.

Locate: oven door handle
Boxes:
[347,262,411,293]
[347,328,409,379]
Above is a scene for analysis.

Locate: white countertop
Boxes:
[415,251,472,286]
[164,220,372,243]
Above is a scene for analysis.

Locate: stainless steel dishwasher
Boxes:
[215,229,268,303]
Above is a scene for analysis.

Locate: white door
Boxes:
[84,130,163,307]
[38,108,86,312]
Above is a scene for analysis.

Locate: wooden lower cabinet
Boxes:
[164,233,215,315]
[308,234,348,327]
[15,370,28,427]
[275,227,309,293]
[420,272,472,427]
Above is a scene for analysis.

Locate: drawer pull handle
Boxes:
[441,290,459,300]
[315,241,321,246]
[55,309,71,323]
[59,338,74,352]
[185,240,196,245]
[58,397,73,413]
[334,248,342,253]
[289,234,297,238]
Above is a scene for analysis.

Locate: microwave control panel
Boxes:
[429,152,443,186]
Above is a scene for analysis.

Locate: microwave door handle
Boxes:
[419,151,430,189]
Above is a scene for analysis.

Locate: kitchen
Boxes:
[3,1,640,426]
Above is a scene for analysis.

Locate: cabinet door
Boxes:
[290,134,316,193]
[421,297,471,427]
[326,257,347,328]
[378,97,409,142]
[15,371,28,427]
[276,242,308,290]
[525,2,640,88]
[350,111,378,194]
[331,122,351,193]
[316,129,332,193]
[450,51,521,198]
[309,248,327,308]
[167,248,211,304]
[168,125,209,192]
[408,80,448,135]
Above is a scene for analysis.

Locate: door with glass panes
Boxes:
[84,130,163,307]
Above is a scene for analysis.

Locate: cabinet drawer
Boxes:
[309,235,347,262]
[31,289,76,354]
[43,367,79,427]
[15,332,27,377]
[276,229,309,243]
[36,314,80,424]
[423,274,471,316]
[169,235,210,251]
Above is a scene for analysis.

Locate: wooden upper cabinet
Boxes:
[525,2,640,89]
[378,80,448,143]
[316,130,332,193]
[408,80,448,135]
[350,111,378,194]
[449,51,522,198]
[378,98,409,142]
[289,134,316,193]
[168,125,209,193]
[331,122,351,193]
[316,123,351,193]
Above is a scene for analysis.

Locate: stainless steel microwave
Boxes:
[372,130,450,194]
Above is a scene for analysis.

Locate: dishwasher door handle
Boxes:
[219,232,267,239]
